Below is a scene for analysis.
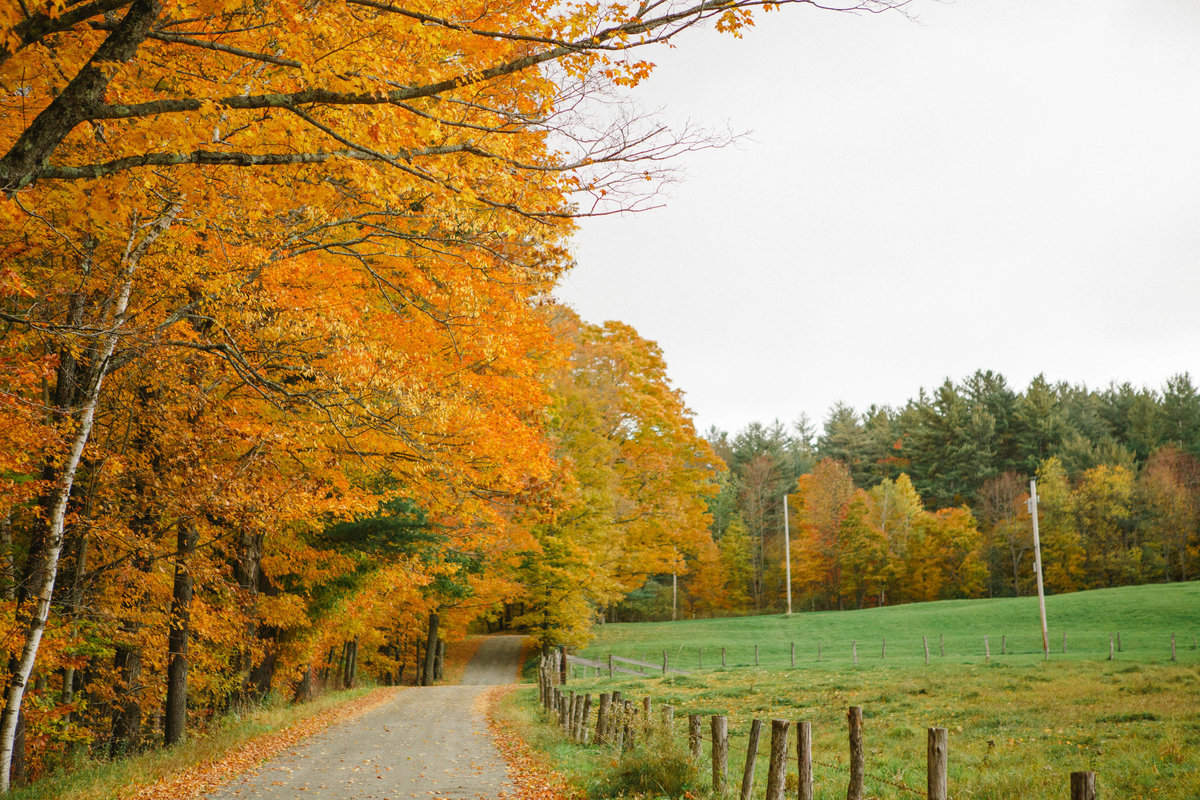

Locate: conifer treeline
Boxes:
[620,371,1200,619]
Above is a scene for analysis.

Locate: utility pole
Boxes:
[1028,479,1049,660]
[783,494,793,615]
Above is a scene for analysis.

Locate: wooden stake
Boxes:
[712,715,729,797]
[1070,771,1097,800]
[847,706,864,800]
[791,641,795,668]
[852,640,858,667]
[722,647,727,668]
[940,633,944,657]
[1171,632,1177,661]
[927,727,948,800]
[881,637,886,660]
[740,719,763,800]
[923,635,930,666]
[663,650,669,675]
[797,720,813,800]
[755,644,759,666]
[662,705,674,732]
[1109,634,1114,661]
[597,693,611,744]
[689,714,703,761]
[765,720,790,800]
[985,635,990,663]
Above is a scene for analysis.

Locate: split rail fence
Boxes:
[538,654,1099,800]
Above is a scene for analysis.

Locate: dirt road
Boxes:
[210,635,525,800]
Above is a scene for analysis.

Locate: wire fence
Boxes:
[538,652,1100,800]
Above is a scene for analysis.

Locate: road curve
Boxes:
[209,634,525,800]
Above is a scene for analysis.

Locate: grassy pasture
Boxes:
[538,582,1200,799]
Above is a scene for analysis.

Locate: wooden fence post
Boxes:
[722,647,727,668]
[927,727,948,800]
[740,719,763,800]
[1070,771,1097,800]
[662,705,674,733]
[923,635,930,666]
[1001,634,1007,655]
[765,720,790,800]
[1109,634,1114,661]
[797,720,813,800]
[597,693,611,744]
[791,642,795,668]
[881,638,886,660]
[712,715,729,797]
[847,706,864,800]
[608,654,614,679]
[689,714,703,760]
[852,640,858,667]
[622,700,635,749]
[1171,632,1177,661]
[1117,632,1122,652]
[985,635,990,663]
[642,695,652,731]
[579,694,592,742]
[755,644,759,666]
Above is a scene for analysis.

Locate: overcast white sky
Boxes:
[553,0,1200,435]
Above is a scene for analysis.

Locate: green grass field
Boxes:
[529,582,1200,799]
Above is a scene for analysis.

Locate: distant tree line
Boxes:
[616,371,1200,619]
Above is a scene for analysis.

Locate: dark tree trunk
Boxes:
[422,612,439,686]
[109,633,144,756]
[164,521,198,745]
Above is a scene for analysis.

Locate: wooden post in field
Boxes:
[765,720,790,800]
[722,647,727,668]
[1070,771,1097,800]
[797,720,813,800]
[609,691,622,742]
[923,635,930,666]
[1117,632,1122,652]
[740,719,763,800]
[712,715,729,797]
[791,641,795,667]
[597,693,611,744]
[623,700,635,749]
[1002,634,1006,655]
[689,714,703,760]
[755,644,759,666]
[940,633,944,657]
[847,706,864,800]
[662,705,674,733]
[1109,635,1114,661]
[1171,633,1177,661]
[881,638,886,660]
[927,727,948,800]
[663,650,669,675]
[852,640,858,667]
[985,635,990,663]
[643,696,652,724]
[608,654,614,678]
[579,694,593,742]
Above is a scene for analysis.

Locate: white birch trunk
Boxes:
[0,206,178,792]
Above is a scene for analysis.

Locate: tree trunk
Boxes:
[422,612,439,686]
[0,204,179,792]
[164,521,198,745]
[109,631,144,756]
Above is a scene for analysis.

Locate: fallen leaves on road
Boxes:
[484,687,581,800]
[129,687,401,800]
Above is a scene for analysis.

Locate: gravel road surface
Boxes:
[210,635,525,800]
